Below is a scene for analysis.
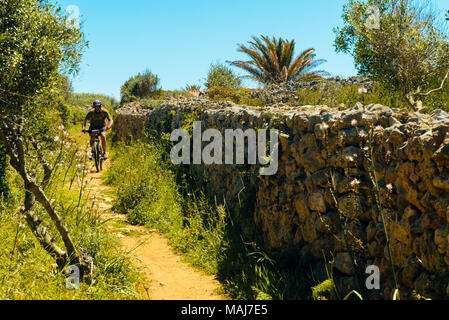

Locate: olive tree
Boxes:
[334,0,449,110]
[0,0,91,273]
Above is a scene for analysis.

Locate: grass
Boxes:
[103,141,225,275]
[0,123,144,300]
[292,81,408,109]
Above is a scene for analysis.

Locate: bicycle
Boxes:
[83,128,105,173]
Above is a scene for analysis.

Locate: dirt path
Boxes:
[84,163,226,300]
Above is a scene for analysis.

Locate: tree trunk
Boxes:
[403,91,418,111]
[23,190,68,267]
[0,121,94,277]
[24,180,77,257]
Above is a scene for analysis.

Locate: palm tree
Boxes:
[229,35,328,86]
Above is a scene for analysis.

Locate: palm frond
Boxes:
[230,35,328,86]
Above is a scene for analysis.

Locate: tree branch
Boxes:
[0,121,20,169]
[417,68,449,97]
[23,191,68,265]
[30,136,53,188]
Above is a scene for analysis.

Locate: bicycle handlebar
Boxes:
[83,128,106,134]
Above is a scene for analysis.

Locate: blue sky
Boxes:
[56,0,448,100]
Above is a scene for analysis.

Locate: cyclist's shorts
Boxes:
[89,126,106,132]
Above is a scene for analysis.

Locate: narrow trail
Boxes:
[84,162,226,300]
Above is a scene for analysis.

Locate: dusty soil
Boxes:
[83,162,226,300]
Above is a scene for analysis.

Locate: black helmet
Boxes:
[93,100,103,108]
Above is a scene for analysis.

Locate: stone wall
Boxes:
[114,97,449,299]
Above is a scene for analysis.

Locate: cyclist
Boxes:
[82,100,114,160]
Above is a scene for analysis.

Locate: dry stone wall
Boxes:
[114,97,449,299]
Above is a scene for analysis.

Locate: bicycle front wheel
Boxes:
[97,142,103,172]
[94,142,100,173]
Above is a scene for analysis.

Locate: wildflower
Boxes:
[375,125,383,131]
[54,136,60,142]
[14,206,24,219]
[58,124,65,131]
[18,222,26,229]
[386,184,393,191]
[359,130,367,138]
[363,146,369,152]
[350,179,361,187]
[345,155,354,162]
[351,119,358,127]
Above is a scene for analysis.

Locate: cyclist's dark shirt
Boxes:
[85,108,111,129]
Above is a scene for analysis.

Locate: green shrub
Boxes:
[208,86,241,102]
[334,0,449,109]
[58,104,87,127]
[237,88,263,106]
[120,70,161,104]
[204,63,242,90]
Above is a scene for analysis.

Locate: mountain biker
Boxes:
[82,100,114,160]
